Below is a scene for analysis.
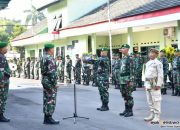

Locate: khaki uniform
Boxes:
[144,58,163,120]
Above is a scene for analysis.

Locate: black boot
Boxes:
[164,88,167,95]
[97,103,109,111]
[0,113,10,122]
[119,105,128,116]
[174,88,178,96]
[100,103,109,111]
[124,107,133,117]
[178,90,180,96]
[161,88,164,95]
[44,115,59,125]
[97,103,104,111]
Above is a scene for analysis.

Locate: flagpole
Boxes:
[107,0,113,75]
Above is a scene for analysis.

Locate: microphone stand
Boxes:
[63,65,89,124]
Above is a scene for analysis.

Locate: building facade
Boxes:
[12,0,180,64]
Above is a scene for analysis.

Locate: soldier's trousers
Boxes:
[120,84,134,108]
[145,89,161,114]
[35,69,39,79]
[135,72,142,88]
[66,69,71,82]
[42,84,57,116]
[162,75,167,89]
[97,79,109,104]
[75,68,81,83]
[173,71,180,91]
[0,85,9,114]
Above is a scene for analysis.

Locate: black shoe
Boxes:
[119,110,127,116]
[97,104,103,111]
[0,114,10,122]
[178,90,180,96]
[44,115,59,125]
[119,105,128,116]
[124,110,133,117]
[100,105,109,111]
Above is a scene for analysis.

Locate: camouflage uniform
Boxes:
[75,56,82,84]
[113,55,121,89]
[34,58,40,80]
[159,56,169,95]
[112,55,116,86]
[96,55,110,110]
[82,62,91,85]
[0,54,11,115]
[172,50,180,96]
[56,58,64,82]
[30,59,35,79]
[134,54,143,88]
[41,53,58,116]
[66,56,72,83]
[119,44,135,117]
[17,58,22,78]
[25,58,30,79]
[92,55,98,86]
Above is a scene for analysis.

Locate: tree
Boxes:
[0,31,9,42]
[24,5,45,26]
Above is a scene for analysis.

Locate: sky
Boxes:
[0,0,55,23]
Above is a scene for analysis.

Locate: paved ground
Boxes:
[1,78,180,130]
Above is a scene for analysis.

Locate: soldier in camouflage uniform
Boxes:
[25,57,30,79]
[134,52,143,89]
[172,49,180,96]
[112,53,116,86]
[17,58,22,78]
[74,54,82,84]
[30,58,35,79]
[113,54,121,89]
[66,55,72,83]
[119,44,135,117]
[82,61,91,85]
[0,42,11,122]
[159,49,169,95]
[34,58,40,80]
[95,48,110,111]
[92,54,98,87]
[56,56,64,82]
[40,43,59,124]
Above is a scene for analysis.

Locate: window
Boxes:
[53,14,62,32]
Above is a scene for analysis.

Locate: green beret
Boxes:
[175,48,180,52]
[160,49,166,53]
[121,44,130,49]
[0,42,8,48]
[101,47,109,52]
[44,43,54,49]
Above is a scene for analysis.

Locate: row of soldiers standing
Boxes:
[10,57,40,80]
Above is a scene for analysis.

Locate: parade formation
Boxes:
[0,41,180,125]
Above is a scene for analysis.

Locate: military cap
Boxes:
[121,44,130,49]
[150,48,159,54]
[101,47,109,52]
[44,43,54,49]
[174,48,180,52]
[160,49,166,53]
[0,42,8,48]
